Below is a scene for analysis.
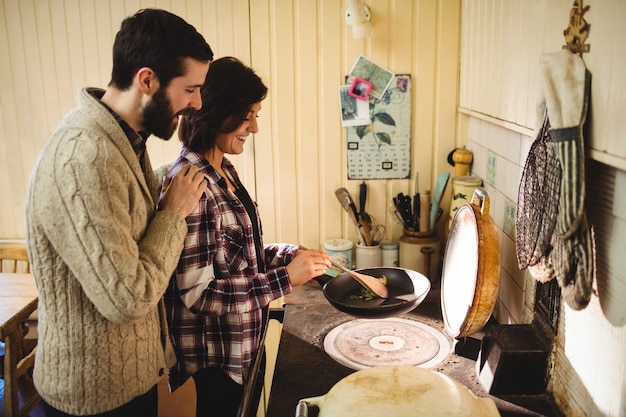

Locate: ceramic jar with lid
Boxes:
[449,175,483,232]
[399,229,441,282]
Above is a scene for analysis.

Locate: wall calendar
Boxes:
[346,74,411,180]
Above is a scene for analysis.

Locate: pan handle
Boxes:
[295,401,308,417]
[296,396,324,417]
[314,274,333,288]
[470,187,491,217]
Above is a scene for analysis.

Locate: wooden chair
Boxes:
[0,241,39,417]
[0,242,30,273]
[0,242,36,364]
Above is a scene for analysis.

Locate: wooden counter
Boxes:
[0,272,39,417]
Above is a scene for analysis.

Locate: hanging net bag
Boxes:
[515,112,562,272]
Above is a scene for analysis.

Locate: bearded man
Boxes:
[25,8,213,417]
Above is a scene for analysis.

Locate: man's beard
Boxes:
[143,88,183,140]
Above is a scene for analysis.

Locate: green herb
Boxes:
[349,287,376,301]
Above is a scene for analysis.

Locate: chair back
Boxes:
[0,242,30,273]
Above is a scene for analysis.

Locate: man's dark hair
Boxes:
[110,8,213,90]
[179,57,268,154]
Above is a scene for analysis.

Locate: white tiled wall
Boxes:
[467,115,626,417]
[465,116,535,325]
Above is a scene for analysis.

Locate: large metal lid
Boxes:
[440,188,501,338]
[441,203,479,337]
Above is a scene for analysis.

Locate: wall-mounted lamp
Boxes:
[345,0,372,39]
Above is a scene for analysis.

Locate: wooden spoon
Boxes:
[330,260,389,299]
[299,245,388,299]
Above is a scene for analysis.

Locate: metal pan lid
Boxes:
[441,203,479,337]
[440,188,501,338]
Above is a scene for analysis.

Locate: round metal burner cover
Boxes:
[324,318,450,371]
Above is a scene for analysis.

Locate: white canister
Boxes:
[324,239,353,276]
[355,243,382,269]
[380,240,399,267]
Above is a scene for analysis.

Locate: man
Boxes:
[25,9,213,417]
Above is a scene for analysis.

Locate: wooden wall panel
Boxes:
[459,3,626,416]
[459,0,626,169]
[1,0,462,258]
[248,0,460,249]
[0,0,250,239]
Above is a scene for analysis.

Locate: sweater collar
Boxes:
[89,89,148,160]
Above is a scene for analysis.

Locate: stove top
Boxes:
[266,280,563,417]
[323,317,450,370]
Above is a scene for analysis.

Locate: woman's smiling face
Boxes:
[215,102,262,156]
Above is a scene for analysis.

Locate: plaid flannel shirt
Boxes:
[164,147,295,390]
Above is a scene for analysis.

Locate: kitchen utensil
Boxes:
[358,182,373,245]
[361,220,373,246]
[394,192,414,230]
[358,181,367,214]
[297,365,500,417]
[320,267,430,318]
[335,187,360,221]
[370,224,385,245]
[334,188,366,246]
[441,188,500,338]
[389,205,405,226]
[412,172,420,228]
[330,260,388,299]
[430,172,450,230]
[419,191,430,232]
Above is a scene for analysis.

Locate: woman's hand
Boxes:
[286,249,332,286]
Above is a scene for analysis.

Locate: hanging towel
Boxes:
[532,49,595,310]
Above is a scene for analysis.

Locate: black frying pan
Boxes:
[318,267,431,318]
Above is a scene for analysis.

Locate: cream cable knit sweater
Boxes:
[25,88,184,415]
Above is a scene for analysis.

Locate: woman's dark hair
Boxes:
[110,8,214,90]
[178,57,268,154]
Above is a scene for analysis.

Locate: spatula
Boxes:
[330,260,389,299]
[300,246,388,299]
[335,188,367,246]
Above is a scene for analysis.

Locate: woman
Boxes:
[164,57,331,416]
